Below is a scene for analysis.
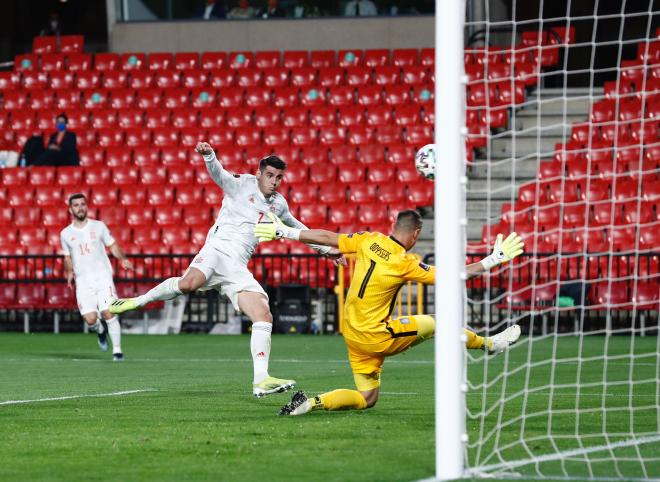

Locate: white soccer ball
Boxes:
[414,144,436,180]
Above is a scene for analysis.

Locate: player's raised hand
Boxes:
[480,232,525,270]
[195,142,213,156]
[254,212,286,242]
[325,248,347,266]
[120,258,134,271]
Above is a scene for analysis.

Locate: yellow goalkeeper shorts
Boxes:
[345,314,435,390]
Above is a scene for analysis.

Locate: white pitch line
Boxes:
[0,389,156,406]
[475,433,660,473]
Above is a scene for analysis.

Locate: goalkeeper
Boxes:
[254,209,525,416]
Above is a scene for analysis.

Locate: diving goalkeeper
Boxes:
[254,209,525,416]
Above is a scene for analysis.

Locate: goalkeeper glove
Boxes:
[480,232,525,270]
[254,213,301,242]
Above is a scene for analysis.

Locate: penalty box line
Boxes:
[0,389,157,406]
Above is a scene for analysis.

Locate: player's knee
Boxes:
[82,314,97,325]
[100,310,113,320]
[177,276,197,294]
[362,389,379,408]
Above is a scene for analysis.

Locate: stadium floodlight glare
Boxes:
[434,0,467,479]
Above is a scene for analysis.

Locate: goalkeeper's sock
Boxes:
[91,319,105,334]
[464,329,489,350]
[314,389,368,411]
[105,316,122,354]
[251,321,272,384]
[136,277,182,306]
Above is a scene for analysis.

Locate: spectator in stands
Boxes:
[261,0,285,18]
[227,0,257,19]
[293,1,321,17]
[196,0,226,19]
[20,134,45,167]
[34,113,79,167]
[344,0,378,16]
[40,12,62,36]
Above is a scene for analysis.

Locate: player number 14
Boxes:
[78,243,91,256]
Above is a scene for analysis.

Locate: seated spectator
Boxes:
[344,0,378,16]
[40,12,62,36]
[261,0,285,18]
[227,0,257,19]
[34,113,79,166]
[20,134,45,167]
[196,0,226,19]
[293,1,320,18]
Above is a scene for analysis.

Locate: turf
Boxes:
[0,333,658,482]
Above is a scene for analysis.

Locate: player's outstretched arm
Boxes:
[466,232,525,280]
[109,243,133,271]
[254,213,340,247]
[195,141,240,193]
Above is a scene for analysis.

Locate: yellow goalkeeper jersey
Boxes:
[337,231,436,344]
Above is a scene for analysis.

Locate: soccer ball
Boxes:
[414,144,436,180]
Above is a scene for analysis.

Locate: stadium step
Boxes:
[490,135,564,158]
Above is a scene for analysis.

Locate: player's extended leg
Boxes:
[238,291,295,398]
[82,312,108,352]
[465,325,522,355]
[100,310,123,361]
[109,268,207,315]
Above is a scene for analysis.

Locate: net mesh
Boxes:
[456,1,660,479]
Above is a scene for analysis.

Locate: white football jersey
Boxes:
[60,219,115,285]
[202,153,318,265]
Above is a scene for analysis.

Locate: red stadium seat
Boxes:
[120,53,146,70]
[395,165,419,184]
[228,52,254,69]
[138,143,169,167]
[155,208,183,227]
[41,206,69,227]
[358,203,388,226]
[290,127,318,147]
[112,165,139,185]
[208,130,234,147]
[126,208,154,227]
[147,185,174,206]
[283,51,307,69]
[319,183,347,203]
[208,69,236,89]
[298,204,328,224]
[301,87,327,107]
[338,50,362,68]
[162,147,191,166]
[147,53,173,71]
[337,164,365,184]
[337,106,365,127]
[368,164,396,183]
[401,66,429,86]
[41,53,65,71]
[94,53,120,71]
[327,86,354,107]
[171,108,198,129]
[119,187,146,207]
[273,87,300,109]
[90,109,117,129]
[263,68,289,88]
[33,36,56,54]
[404,125,433,146]
[226,107,254,128]
[115,108,143,129]
[254,51,280,69]
[180,70,208,90]
[309,51,335,69]
[383,85,411,106]
[362,49,389,68]
[22,71,48,90]
[199,109,225,129]
[89,188,118,207]
[236,69,263,88]
[14,284,46,307]
[254,108,281,128]
[82,89,110,110]
[29,167,55,186]
[60,35,84,53]
[139,166,167,185]
[135,88,163,109]
[133,225,161,245]
[299,146,327,165]
[10,111,36,131]
[319,126,346,146]
[346,67,372,87]
[290,67,317,88]
[161,227,190,246]
[28,90,55,110]
[153,129,179,147]
[348,126,374,145]
[15,54,38,71]
[282,107,308,128]
[108,88,136,109]
[216,87,242,108]
[309,164,336,184]
[56,167,83,187]
[13,208,40,227]
[376,125,403,144]
[377,183,406,205]
[153,70,181,89]
[235,127,262,147]
[309,106,337,128]
[393,49,419,67]
[125,127,152,147]
[167,165,194,185]
[318,67,344,88]
[75,71,101,91]
[201,52,227,70]
[329,145,358,165]
[365,105,392,126]
[97,127,123,148]
[3,91,28,110]
[412,84,434,105]
[180,127,207,148]
[177,186,204,207]
[191,88,218,108]
[173,52,199,70]
[263,127,290,148]
[288,183,318,204]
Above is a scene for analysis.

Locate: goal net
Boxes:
[436,1,660,479]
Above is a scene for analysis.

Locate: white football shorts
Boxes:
[186,243,267,312]
[76,281,117,316]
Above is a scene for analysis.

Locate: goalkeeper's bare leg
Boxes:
[238,291,296,398]
[109,268,206,314]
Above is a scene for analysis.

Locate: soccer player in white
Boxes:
[61,193,133,361]
[110,141,343,396]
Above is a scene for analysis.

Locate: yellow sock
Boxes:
[314,389,368,411]
[464,329,490,350]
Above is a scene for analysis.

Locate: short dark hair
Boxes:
[68,193,86,205]
[395,209,423,231]
[259,155,286,171]
[56,113,68,124]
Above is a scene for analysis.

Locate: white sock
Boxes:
[106,316,122,354]
[93,319,105,334]
[136,277,182,306]
[251,321,272,384]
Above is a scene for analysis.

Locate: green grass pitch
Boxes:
[1,333,658,481]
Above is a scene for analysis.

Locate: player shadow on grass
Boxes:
[41,352,105,360]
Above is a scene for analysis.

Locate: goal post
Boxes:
[434,0,468,480]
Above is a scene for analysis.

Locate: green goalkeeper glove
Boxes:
[254,213,301,242]
[480,232,525,270]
